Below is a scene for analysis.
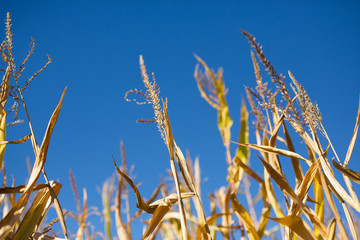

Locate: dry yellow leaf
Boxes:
[269,215,316,240]
[230,193,260,240]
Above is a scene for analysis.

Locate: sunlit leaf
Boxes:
[314,178,324,240]
[0,87,67,239]
[257,203,271,238]
[258,154,327,236]
[114,159,153,213]
[13,181,62,240]
[269,215,316,240]
[325,218,336,240]
[236,143,309,163]
[282,122,304,186]
[228,101,249,189]
[230,193,260,240]
[0,109,6,169]
[0,133,31,145]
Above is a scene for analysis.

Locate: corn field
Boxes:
[1,12,360,240]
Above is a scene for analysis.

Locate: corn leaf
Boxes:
[342,202,358,240]
[344,97,360,166]
[260,137,285,218]
[269,215,316,240]
[142,204,171,240]
[314,178,324,240]
[258,154,327,236]
[0,133,31,145]
[290,159,320,215]
[332,160,360,184]
[257,203,271,238]
[236,100,249,163]
[13,181,62,240]
[282,122,304,186]
[230,192,260,240]
[0,109,6,169]
[0,183,48,194]
[228,101,249,189]
[312,134,360,212]
[143,192,194,240]
[325,218,336,240]
[31,233,67,240]
[114,159,154,213]
[236,143,310,163]
[194,55,233,162]
[0,87,66,239]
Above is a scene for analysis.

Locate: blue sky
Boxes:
[2,1,360,238]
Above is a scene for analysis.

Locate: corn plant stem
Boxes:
[169,158,188,240]
[124,185,131,235]
[174,145,212,239]
[120,142,132,236]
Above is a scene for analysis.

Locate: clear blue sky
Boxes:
[2,1,360,238]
